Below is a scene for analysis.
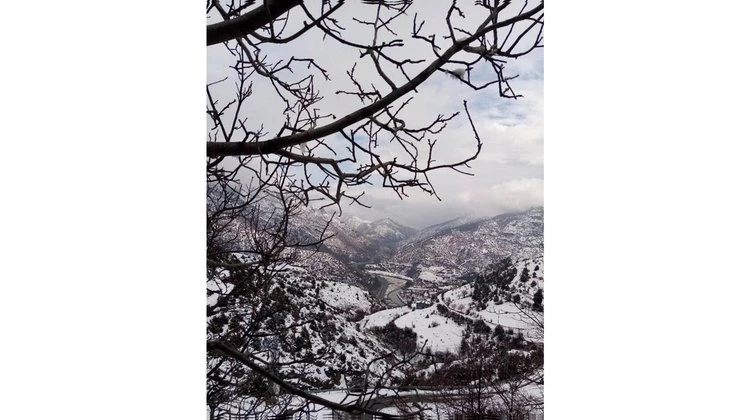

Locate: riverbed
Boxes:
[373,273,408,307]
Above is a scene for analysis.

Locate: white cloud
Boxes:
[488,178,545,211]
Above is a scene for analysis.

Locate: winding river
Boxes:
[372,273,409,307]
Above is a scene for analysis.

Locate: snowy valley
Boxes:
[207,207,544,419]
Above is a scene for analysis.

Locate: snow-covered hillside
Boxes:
[392,307,466,354]
[208,267,414,391]
[361,305,466,354]
[208,205,545,418]
[289,208,416,261]
[392,207,543,275]
[360,306,412,329]
[442,257,544,341]
[354,218,416,244]
[249,207,544,295]
[318,281,372,313]
[360,257,544,353]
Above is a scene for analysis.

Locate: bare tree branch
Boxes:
[207,2,543,158]
[208,340,418,418]
[208,0,302,46]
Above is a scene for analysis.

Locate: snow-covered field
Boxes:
[442,283,472,303]
[362,305,465,354]
[394,307,466,354]
[476,302,543,341]
[360,306,411,329]
[442,290,542,341]
[475,302,535,327]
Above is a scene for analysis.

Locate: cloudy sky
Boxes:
[208,0,543,229]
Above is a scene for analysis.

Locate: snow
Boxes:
[318,281,372,312]
[437,279,543,341]
[418,270,441,281]
[476,302,535,329]
[442,283,472,303]
[393,307,466,354]
[449,296,474,312]
[361,306,411,329]
[392,208,543,274]
[210,208,544,416]
[346,215,371,228]
[363,305,466,354]
[415,362,444,377]
[220,382,543,420]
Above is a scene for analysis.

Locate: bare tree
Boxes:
[492,373,544,420]
[206,0,543,209]
[206,0,544,417]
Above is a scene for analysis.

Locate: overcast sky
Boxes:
[208,0,543,229]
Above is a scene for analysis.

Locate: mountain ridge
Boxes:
[272,206,543,288]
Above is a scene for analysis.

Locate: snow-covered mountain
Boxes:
[391,207,543,274]
[209,206,545,417]
[352,218,416,244]
[407,214,487,243]
[233,205,543,295]
[286,209,416,263]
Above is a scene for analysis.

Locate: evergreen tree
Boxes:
[532,289,544,312]
[519,267,530,283]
